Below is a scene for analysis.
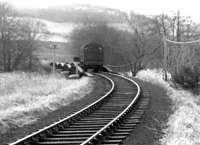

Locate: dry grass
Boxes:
[0,72,94,134]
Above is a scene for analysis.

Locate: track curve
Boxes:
[9,72,143,145]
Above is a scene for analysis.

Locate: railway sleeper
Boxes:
[125,117,143,122]
[86,115,116,118]
[129,112,144,117]
[57,130,97,134]
[108,94,134,97]
[90,113,119,116]
[114,129,133,132]
[103,100,132,103]
[95,110,123,113]
[98,107,124,111]
[106,100,132,102]
[116,91,135,94]
[102,106,127,108]
[115,92,136,95]
[41,136,88,141]
[130,110,145,114]
[110,132,130,136]
[60,127,102,131]
[118,124,137,129]
[81,117,113,121]
[87,114,116,116]
[106,98,129,101]
[103,103,130,106]
[72,121,109,124]
[37,140,83,145]
[102,139,123,144]
[68,124,105,128]
[50,133,92,137]
[107,135,127,140]
[108,95,133,98]
[92,113,120,116]
[90,112,119,115]
[105,101,132,104]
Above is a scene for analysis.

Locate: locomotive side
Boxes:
[80,42,104,71]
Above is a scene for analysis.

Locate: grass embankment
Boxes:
[0,73,111,145]
[0,72,94,134]
[123,70,172,145]
[123,69,200,145]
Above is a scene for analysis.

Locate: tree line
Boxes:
[70,11,200,90]
[0,2,47,71]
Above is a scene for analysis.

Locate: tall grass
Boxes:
[0,72,94,133]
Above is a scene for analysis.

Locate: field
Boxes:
[0,72,94,134]
[136,69,200,145]
[40,19,131,42]
[35,41,76,62]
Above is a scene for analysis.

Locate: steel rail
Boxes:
[80,73,141,145]
[9,73,115,145]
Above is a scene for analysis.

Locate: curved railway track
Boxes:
[9,72,149,145]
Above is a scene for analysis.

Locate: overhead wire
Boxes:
[166,38,200,44]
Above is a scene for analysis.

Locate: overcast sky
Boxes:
[1,0,200,22]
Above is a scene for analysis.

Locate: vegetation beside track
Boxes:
[0,74,111,145]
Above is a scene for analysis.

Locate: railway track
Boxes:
[10,72,149,145]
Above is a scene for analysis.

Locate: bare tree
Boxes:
[124,13,162,75]
[15,18,47,70]
[0,2,47,71]
[154,12,200,71]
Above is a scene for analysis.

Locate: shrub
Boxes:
[172,65,199,89]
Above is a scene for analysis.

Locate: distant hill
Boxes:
[16,4,127,23]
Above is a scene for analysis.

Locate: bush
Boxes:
[172,65,199,89]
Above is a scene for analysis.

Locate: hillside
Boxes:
[16,4,127,23]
